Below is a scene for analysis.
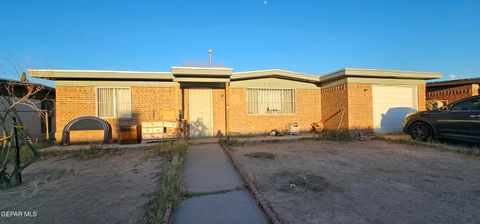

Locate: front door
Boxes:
[188,88,213,137]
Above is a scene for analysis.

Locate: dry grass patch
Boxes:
[143,140,188,224]
[378,134,480,158]
[231,140,480,224]
[245,152,275,160]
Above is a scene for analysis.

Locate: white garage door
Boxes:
[372,85,418,133]
[189,88,213,137]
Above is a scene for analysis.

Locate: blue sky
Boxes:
[1,0,479,84]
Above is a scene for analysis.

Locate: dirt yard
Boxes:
[0,147,166,224]
[231,140,480,224]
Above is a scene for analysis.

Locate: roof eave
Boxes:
[320,68,443,83]
[427,81,480,88]
[232,69,320,83]
[28,69,175,81]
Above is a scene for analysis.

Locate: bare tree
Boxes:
[0,56,54,187]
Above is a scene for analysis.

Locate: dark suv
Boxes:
[403,95,480,143]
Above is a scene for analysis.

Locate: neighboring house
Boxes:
[29,67,441,142]
[427,78,480,104]
[0,78,56,140]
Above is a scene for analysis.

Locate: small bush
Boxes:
[19,146,34,164]
[319,131,352,141]
[219,137,238,148]
[245,152,275,160]
[151,141,188,160]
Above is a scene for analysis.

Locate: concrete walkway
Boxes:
[173,143,267,224]
[182,143,241,193]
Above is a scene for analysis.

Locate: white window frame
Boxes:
[246,88,296,115]
[95,87,132,118]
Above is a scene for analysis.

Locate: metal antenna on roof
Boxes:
[449,74,455,80]
[208,49,213,67]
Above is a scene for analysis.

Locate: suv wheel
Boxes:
[409,122,432,141]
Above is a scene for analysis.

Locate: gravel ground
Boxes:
[0,148,166,224]
[231,140,480,224]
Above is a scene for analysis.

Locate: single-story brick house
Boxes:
[427,78,479,104]
[29,67,441,142]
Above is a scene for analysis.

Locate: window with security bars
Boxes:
[97,87,131,118]
[246,88,296,115]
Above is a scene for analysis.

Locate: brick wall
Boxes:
[108,86,179,138]
[417,84,426,111]
[347,83,373,130]
[55,86,96,140]
[321,82,426,132]
[69,130,104,144]
[56,80,430,140]
[212,88,226,136]
[228,88,321,134]
[321,84,348,130]
[55,86,180,142]
[131,87,178,121]
[427,84,478,104]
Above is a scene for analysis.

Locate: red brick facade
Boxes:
[417,84,427,111]
[347,83,374,130]
[321,84,349,130]
[227,88,321,134]
[55,86,96,141]
[55,86,180,142]
[55,79,428,142]
[427,84,479,104]
[320,82,426,132]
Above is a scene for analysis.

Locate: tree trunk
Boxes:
[10,117,22,186]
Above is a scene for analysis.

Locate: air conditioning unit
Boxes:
[287,122,300,135]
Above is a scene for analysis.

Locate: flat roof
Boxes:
[29,67,443,83]
[171,66,233,77]
[427,78,480,88]
[232,69,319,83]
[28,69,174,80]
[320,68,443,83]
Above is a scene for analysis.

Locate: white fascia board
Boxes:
[28,69,174,80]
[319,68,443,83]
